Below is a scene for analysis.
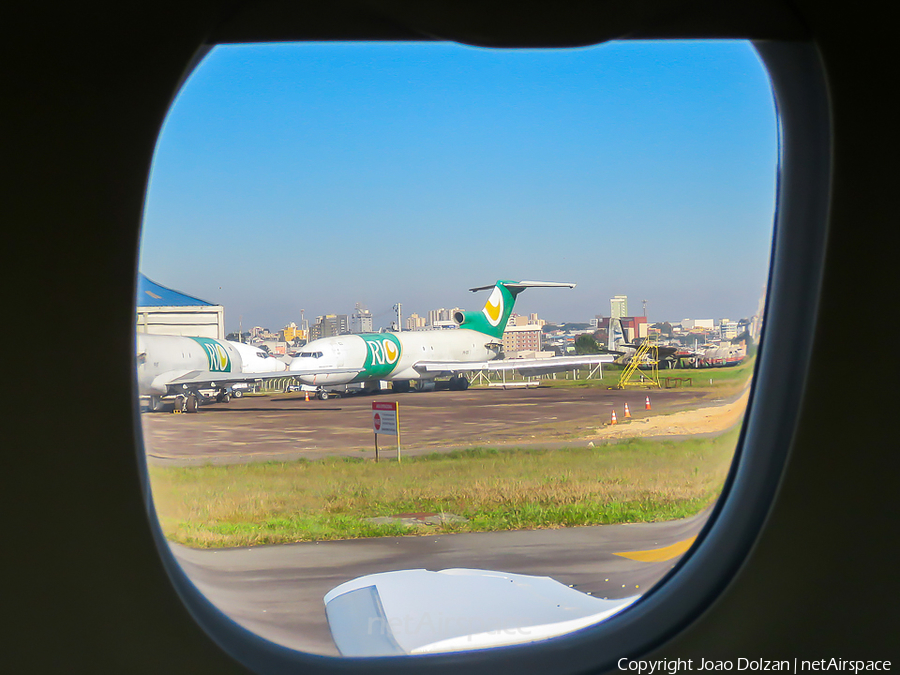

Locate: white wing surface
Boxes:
[413,355,613,377]
[154,366,361,392]
[324,568,638,657]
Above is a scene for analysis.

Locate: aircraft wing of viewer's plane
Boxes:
[324,568,639,657]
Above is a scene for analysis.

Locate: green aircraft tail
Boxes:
[457,280,576,339]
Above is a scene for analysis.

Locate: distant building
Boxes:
[405,313,427,331]
[599,315,648,342]
[719,320,740,340]
[280,322,307,344]
[350,303,373,334]
[610,295,628,319]
[428,308,461,327]
[508,313,546,328]
[681,319,715,332]
[502,323,542,354]
[310,314,348,340]
[136,273,224,339]
[620,316,648,342]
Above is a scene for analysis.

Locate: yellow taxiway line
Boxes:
[613,535,697,562]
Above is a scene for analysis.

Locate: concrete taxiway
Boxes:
[170,509,711,656]
[142,385,725,465]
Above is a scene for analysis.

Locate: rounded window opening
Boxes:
[137,40,778,658]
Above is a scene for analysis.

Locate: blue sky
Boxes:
[139,40,777,332]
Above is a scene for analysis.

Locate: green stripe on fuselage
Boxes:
[357,333,402,380]
[189,337,232,372]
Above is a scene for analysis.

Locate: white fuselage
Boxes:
[288,329,497,385]
[136,334,285,396]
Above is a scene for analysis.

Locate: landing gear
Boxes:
[184,392,199,413]
[448,375,469,391]
[215,389,230,403]
[174,392,200,413]
[318,390,330,401]
[391,380,411,393]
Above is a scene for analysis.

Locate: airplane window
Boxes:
[137,40,779,661]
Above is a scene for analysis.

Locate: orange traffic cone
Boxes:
[305,391,310,402]
[610,410,617,425]
[645,396,651,410]
[624,403,631,418]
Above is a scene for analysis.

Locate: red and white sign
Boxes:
[372,401,398,436]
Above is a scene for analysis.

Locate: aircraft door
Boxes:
[333,341,345,367]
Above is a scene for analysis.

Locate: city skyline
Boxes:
[222,292,751,338]
[139,40,778,333]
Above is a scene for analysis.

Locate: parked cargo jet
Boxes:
[290,280,613,398]
[136,333,360,412]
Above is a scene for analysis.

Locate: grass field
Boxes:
[149,426,740,548]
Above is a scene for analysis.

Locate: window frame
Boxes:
[140,39,830,675]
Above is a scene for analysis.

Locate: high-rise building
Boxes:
[428,308,452,326]
[405,313,427,331]
[310,314,348,340]
[610,295,628,319]
[350,303,373,334]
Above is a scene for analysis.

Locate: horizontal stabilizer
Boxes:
[469,280,576,292]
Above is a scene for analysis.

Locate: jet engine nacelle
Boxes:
[454,310,479,327]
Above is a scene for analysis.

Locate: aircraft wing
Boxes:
[156,367,362,392]
[324,568,638,657]
[621,343,681,358]
[414,355,613,377]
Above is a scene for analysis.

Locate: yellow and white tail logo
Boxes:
[383,339,399,364]
[482,287,505,327]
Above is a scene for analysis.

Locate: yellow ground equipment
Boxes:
[615,336,661,389]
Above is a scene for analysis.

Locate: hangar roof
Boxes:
[137,273,216,307]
